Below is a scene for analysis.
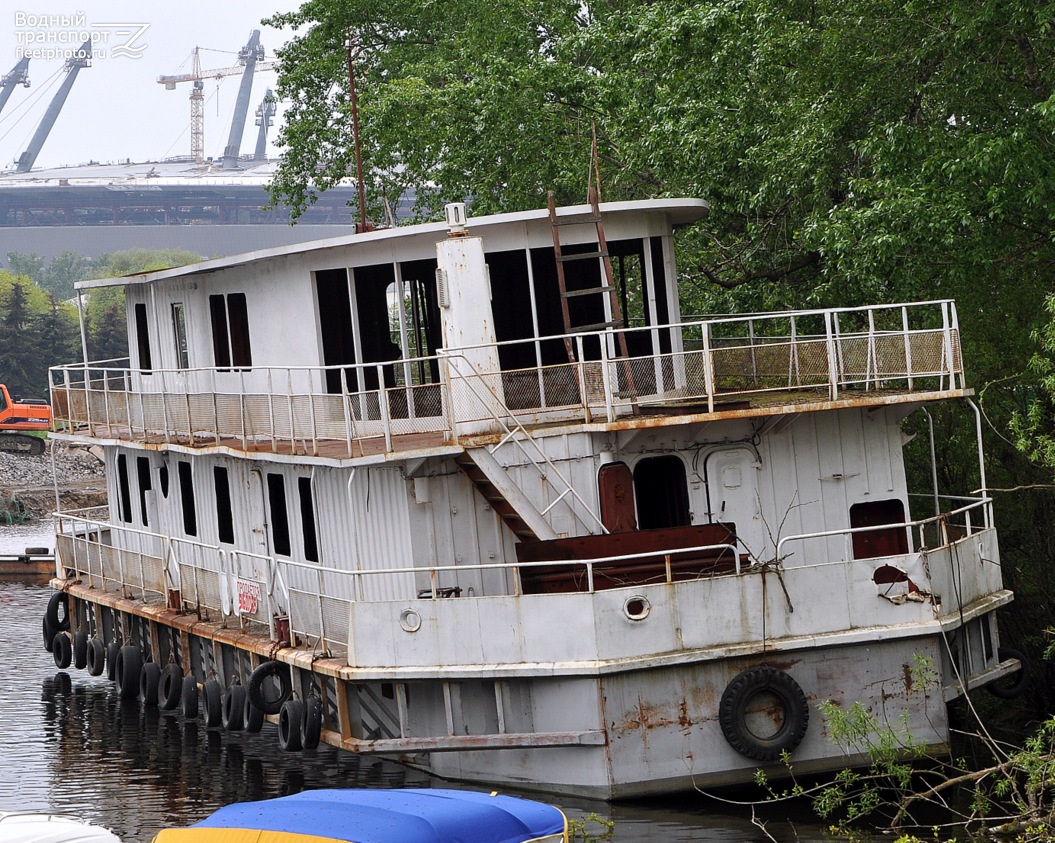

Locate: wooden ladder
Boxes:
[547,186,637,405]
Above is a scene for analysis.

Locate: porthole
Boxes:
[623,595,651,621]
[400,608,422,633]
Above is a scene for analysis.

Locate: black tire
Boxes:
[222,685,246,731]
[987,647,1031,699]
[52,632,73,669]
[301,696,322,751]
[247,661,292,716]
[72,631,89,670]
[719,666,810,762]
[159,665,183,710]
[203,678,223,728]
[46,591,70,632]
[115,646,143,700]
[278,699,305,752]
[43,615,57,652]
[181,675,199,720]
[140,662,161,706]
[106,642,121,681]
[243,694,264,733]
[86,638,106,676]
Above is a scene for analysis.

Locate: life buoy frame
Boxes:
[719,666,810,762]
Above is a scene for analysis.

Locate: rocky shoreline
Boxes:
[0,440,107,522]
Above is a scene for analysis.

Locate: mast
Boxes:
[15,41,91,173]
[0,57,30,117]
[221,30,263,170]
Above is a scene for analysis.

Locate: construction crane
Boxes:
[0,57,30,118]
[15,40,90,173]
[254,88,276,161]
[158,31,275,165]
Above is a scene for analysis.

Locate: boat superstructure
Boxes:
[45,197,1015,798]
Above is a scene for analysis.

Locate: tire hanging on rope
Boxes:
[718,666,810,762]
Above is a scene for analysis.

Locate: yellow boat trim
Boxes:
[153,830,343,843]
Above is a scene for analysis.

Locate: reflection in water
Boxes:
[3,582,822,842]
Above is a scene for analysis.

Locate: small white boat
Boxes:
[0,812,121,843]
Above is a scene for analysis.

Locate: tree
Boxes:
[7,252,45,286]
[41,250,92,300]
[0,280,42,396]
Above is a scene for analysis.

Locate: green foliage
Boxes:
[567,813,615,841]
[0,249,200,395]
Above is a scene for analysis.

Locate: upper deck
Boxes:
[51,299,965,460]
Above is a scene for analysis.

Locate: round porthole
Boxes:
[623,595,651,621]
[400,608,422,633]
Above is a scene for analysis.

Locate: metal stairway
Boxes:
[455,449,557,542]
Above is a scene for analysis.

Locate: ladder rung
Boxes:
[556,250,607,262]
[562,285,615,299]
[575,320,623,332]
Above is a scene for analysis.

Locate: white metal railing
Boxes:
[52,491,994,656]
[50,301,964,455]
[775,496,993,565]
[54,509,289,640]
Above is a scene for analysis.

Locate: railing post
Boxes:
[824,310,838,401]
[702,321,715,413]
[902,306,914,390]
[83,362,93,434]
[378,364,393,452]
[866,308,878,389]
[267,368,277,452]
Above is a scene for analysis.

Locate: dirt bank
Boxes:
[0,440,107,522]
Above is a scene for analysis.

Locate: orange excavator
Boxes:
[0,383,51,455]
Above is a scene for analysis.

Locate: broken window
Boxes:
[298,476,319,563]
[136,456,152,526]
[178,461,197,536]
[209,293,252,370]
[267,473,291,557]
[214,466,234,544]
[171,302,189,369]
[134,302,152,373]
[116,453,132,524]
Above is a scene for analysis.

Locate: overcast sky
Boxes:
[0,0,308,171]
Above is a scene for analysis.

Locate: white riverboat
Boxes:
[44,195,1017,798]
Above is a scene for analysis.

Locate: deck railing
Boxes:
[52,491,994,658]
[50,300,963,454]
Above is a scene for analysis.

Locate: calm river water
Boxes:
[1,523,827,842]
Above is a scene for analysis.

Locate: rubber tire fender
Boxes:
[247,660,292,716]
[278,699,305,752]
[115,646,143,700]
[45,591,70,632]
[301,696,322,751]
[52,631,73,669]
[202,678,223,728]
[72,631,89,670]
[42,615,57,652]
[243,694,265,733]
[138,662,160,706]
[222,685,247,731]
[181,675,199,720]
[719,666,810,763]
[105,642,121,681]
[987,647,1031,700]
[86,638,106,676]
[159,665,184,710]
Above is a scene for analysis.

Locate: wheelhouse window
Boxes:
[209,293,252,369]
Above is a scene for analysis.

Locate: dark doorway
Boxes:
[850,499,909,559]
[633,455,690,530]
[316,268,357,394]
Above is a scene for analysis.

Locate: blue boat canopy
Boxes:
[152,789,568,843]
